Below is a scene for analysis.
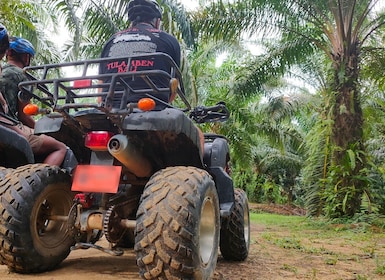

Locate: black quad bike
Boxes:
[0,53,250,279]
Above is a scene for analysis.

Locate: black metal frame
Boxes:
[19,53,190,114]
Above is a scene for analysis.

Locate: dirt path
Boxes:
[0,225,260,280]
[1,208,384,280]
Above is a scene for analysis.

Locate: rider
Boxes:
[0,36,67,166]
[0,24,9,62]
[0,23,9,112]
[99,0,181,108]
[100,0,205,151]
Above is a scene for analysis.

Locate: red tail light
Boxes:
[85,131,114,151]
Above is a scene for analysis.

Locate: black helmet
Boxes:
[127,0,162,22]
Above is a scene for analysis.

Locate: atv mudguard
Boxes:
[34,115,63,134]
[122,108,203,169]
[0,125,34,167]
[204,135,234,217]
[34,116,78,171]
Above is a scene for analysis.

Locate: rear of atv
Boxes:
[0,53,250,279]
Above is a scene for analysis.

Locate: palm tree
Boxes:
[193,0,385,217]
[0,0,62,64]
[44,0,194,60]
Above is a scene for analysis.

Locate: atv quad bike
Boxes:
[0,112,78,269]
[0,53,250,279]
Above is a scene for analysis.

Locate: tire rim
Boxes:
[31,185,72,253]
[244,202,250,248]
[199,196,216,265]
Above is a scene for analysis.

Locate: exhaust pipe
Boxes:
[108,134,152,177]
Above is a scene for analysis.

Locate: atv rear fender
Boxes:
[204,135,234,217]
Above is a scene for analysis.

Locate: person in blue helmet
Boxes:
[0,36,67,166]
[0,24,9,60]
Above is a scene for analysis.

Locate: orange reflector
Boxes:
[23,104,39,115]
[170,78,179,93]
[138,98,156,111]
[169,78,179,102]
[72,165,121,193]
[85,131,114,151]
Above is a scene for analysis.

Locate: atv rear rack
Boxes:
[19,53,190,114]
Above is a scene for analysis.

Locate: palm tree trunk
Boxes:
[329,42,366,217]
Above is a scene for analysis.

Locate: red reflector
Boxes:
[73,79,91,88]
[85,131,114,151]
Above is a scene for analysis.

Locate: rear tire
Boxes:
[0,164,74,273]
[0,166,12,180]
[220,188,250,261]
[135,166,220,279]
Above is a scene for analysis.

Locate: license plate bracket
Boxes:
[72,165,122,193]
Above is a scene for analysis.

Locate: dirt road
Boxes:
[1,206,384,280]
[0,229,256,280]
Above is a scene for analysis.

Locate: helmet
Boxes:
[0,24,7,41]
[127,0,162,21]
[9,37,35,56]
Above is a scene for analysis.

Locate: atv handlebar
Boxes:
[189,102,230,124]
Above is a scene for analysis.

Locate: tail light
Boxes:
[85,131,114,151]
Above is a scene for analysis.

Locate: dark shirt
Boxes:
[99,23,181,108]
[0,64,27,120]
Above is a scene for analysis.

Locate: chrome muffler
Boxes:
[108,134,152,177]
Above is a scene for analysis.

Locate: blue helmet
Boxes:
[0,24,7,41]
[9,37,35,56]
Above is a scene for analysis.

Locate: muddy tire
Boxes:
[0,166,12,180]
[0,164,75,273]
[135,166,220,280]
[220,188,250,261]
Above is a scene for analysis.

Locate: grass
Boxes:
[249,211,385,278]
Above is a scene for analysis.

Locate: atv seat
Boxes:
[0,125,34,167]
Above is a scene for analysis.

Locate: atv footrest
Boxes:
[71,242,124,256]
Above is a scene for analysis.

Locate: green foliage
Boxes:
[231,165,260,202]
[1,0,62,64]
[321,145,370,218]
[261,179,287,204]
[192,0,385,219]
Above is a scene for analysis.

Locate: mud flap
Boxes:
[34,115,63,134]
